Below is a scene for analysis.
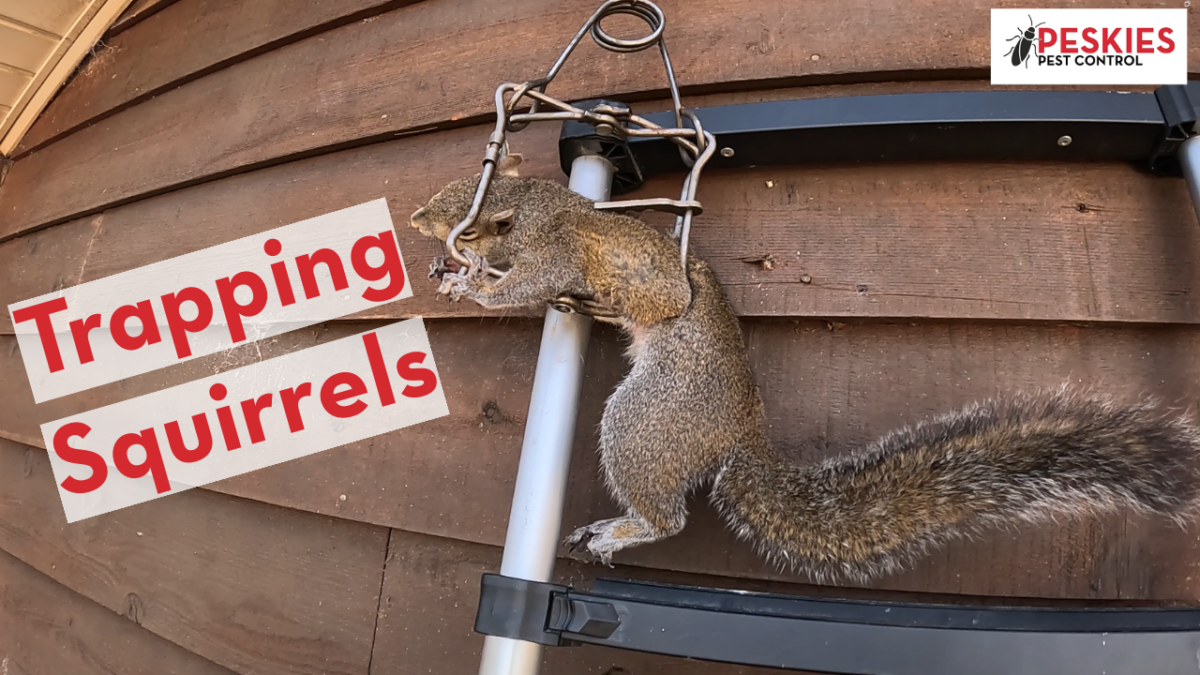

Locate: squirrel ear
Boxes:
[490,207,516,235]
[496,153,523,178]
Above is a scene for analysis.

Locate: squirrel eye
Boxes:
[458,228,479,241]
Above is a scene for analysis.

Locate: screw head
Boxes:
[1057,135,1073,147]
[720,147,735,158]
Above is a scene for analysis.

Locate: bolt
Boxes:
[1057,135,1073,147]
[595,123,614,136]
[720,147,735,158]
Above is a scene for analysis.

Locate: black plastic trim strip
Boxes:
[559,84,1200,195]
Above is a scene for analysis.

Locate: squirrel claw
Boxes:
[436,271,469,301]
[564,530,591,551]
[428,257,449,280]
[429,255,464,280]
[563,524,615,567]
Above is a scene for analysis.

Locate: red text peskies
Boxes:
[8,199,449,522]
[991,8,1187,85]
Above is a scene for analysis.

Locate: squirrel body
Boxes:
[410,157,1200,583]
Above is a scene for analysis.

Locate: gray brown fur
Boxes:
[410,161,1200,584]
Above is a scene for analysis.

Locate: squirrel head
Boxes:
[409,154,586,265]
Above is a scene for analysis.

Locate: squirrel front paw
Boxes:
[428,256,454,280]
[564,519,625,567]
[436,271,470,302]
[435,250,491,302]
[459,248,491,280]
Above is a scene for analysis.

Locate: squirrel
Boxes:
[408,154,1200,584]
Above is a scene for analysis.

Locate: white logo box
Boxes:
[991,9,1187,85]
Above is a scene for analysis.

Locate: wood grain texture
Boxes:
[0,548,236,675]
[4,0,1194,239]
[0,438,389,675]
[0,215,99,333]
[105,0,183,37]
[5,319,1200,600]
[16,0,426,156]
[4,108,1198,333]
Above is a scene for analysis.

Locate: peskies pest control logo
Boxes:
[991,8,1187,85]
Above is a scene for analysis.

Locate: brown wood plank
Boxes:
[4,103,1198,333]
[4,319,1200,600]
[0,548,236,675]
[0,438,389,675]
[17,0,426,156]
[106,0,184,37]
[0,215,99,333]
[4,0,1193,240]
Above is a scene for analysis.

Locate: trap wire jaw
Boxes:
[460,2,1200,674]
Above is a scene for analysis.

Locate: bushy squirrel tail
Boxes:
[711,386,1200,584]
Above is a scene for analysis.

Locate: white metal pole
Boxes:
[1178,135,1200,227]
[477,154,615,675]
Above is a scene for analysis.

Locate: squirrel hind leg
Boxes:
[564,513,683,566]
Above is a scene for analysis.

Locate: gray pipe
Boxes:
[476,154,615,675]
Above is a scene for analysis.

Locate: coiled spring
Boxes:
[446,0,716,287]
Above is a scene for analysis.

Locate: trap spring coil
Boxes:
[444,0,716,296]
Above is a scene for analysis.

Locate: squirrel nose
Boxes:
[409,207,426,229]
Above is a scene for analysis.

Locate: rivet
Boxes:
[720,147,735,158]
[1057,135,1073,147]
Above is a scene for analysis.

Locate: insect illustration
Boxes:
[1005,15,1046,68]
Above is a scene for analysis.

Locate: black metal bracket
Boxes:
[476,574,1200,674]
[474,574,621,647]
[558,98,645,195]
[558,83,1200,196]
[1154,84,1200,173]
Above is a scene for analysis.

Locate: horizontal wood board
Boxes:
[15,0,426,156]
[0,438,389,675]
[3,110,1199,333]
[0,548,237,675]
[3,0,1196,240]
[5,318,1200,600]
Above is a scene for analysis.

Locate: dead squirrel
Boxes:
[409,155,1200,583]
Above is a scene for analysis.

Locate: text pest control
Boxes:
[991,8,1187,85]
